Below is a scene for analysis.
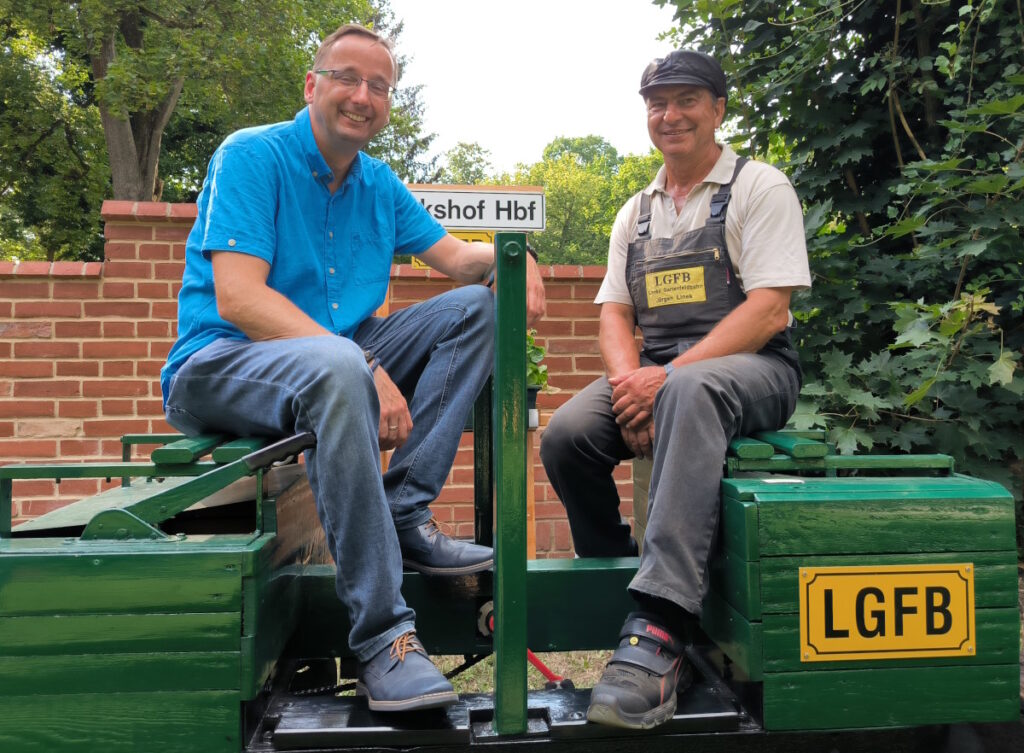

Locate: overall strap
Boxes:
[636,192,653,239]
[706,157,748,227]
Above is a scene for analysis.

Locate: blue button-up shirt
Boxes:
[161,107,446,404]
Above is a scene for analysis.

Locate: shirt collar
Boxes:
[644,143,739,198]
[294,106,364,186]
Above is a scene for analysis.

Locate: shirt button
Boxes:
[329,231,334,239]
[328,268,335,275]
[228,239,236,247]
[312,170,318,177]
[332,303,339,310]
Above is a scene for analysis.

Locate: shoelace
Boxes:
[423,516,451,539]
[390,632,426,662]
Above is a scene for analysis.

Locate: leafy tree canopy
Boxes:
[661,0,1023,516]
[434,142,494,185]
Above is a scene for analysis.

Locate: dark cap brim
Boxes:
[640,74,720,96]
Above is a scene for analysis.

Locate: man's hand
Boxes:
[608,365,667,430]
[374,366,412,450]
[525,254,546,326]
[621,420,655,459]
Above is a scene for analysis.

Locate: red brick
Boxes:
[152,302,178,319]
[0,400,55,418]
[0,361,53,378]
[13,301,82,318]
[134,202,171,219]
[83,380,150,397]
[101,399,136,414]
[546,301,600,319]
[53,281,100,300]
[104,242,139,260]
[573,320,600,336]
[102,321,135,337]
[14,341,80,358]
[138,243,171,260]
[0,281,49,298]
[15,261,52,276]
[0,302,10,317]
[575,355,605,371]
[7,479,57,496]
[57,361,99,377]
[137,321,171,338]
[82,302,151,319]
[154,262,185,280]
[136,359,167,376]
[104,224,154,241]
[150,341,172,359]
[171,244,186,261]
[82,419,151,436]
[101,282,136,298]
[54,320,102,338]
[137,399,164,415]
[0,421,12,437]
[102,361,135,377]
[0,321,52,338]
[138,283,171,299]
[169,203,198,220]
[101,200,137,219]
[58,440,101,456]
[102,260,152,278]
[548,337,600,354]
[155,226,191,242]
[82,341,148,358]
[580,266,606,279]
[51,262,100,278]
[573,283,602,298]
[0,439,58,457]
[0,261,15,276]
[14,381,80,398]
[58,401,99,418]
[48,478,104,497]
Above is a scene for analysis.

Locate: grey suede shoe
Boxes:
[397,517,493,575]
[356,632,458,712]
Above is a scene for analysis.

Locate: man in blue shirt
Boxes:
[161,23,545,712]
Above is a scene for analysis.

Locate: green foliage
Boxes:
[526,328,548,389]
[2,0,440,257]
[434,142,494,185]
[664,0,1024,530]
[1,19,109,261]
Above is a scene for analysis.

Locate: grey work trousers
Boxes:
[540,352,799,615]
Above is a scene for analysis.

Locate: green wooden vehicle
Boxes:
[1,235,1021,752]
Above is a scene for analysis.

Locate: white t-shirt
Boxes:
[596,144,811,306]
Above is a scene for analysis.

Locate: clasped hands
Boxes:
[609,365,668,459]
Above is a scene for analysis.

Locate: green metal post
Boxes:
[1,477,11,537]
[473,377,494,546]
[492,232,528,735]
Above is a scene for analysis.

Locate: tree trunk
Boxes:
[88,27,183,201]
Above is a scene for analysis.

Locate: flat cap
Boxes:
[639,50,727,100]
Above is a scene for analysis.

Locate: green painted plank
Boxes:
[762,663,1021,731]
[211,437,268,463]
[757,550,1020,614]
[151,435,227,465]
[0,691,239,753]
[0,552,242,616]
[728,437,775,459]
[239,549,303,699]
[10,478,195,532]
[0,533,263,556]
[752,430,828,458]
[723,474,1012,500]
[0,652,239,695]
[700,589,763,680]
[719,495,760,561]
[757,496,1016,556]
[762,607,1020,672]
[0,612,240,656]
[708,547,761,620]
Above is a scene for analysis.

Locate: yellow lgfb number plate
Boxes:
[798,564,975,662]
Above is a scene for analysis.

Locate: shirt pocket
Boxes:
[349,232,394,285]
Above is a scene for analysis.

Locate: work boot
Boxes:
[586,613,694,730]
[356,632,458,712]
[397,517,493,575]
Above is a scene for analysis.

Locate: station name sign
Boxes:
[407,185,545,232]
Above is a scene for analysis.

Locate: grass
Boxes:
[436,650,611,694]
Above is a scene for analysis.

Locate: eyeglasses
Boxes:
[315,69,395,100]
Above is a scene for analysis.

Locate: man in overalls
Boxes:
[540,50,811,729]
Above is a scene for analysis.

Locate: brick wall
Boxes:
[0,201,633,557]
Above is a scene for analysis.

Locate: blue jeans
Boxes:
[165,286,494,660]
